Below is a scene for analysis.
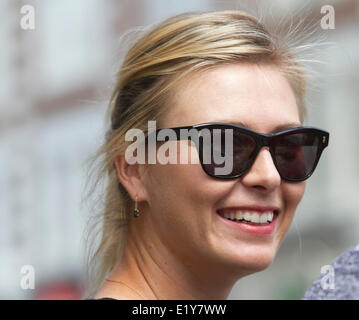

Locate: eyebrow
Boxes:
[214,120,302,134]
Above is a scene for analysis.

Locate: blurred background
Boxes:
[0,0,358,299]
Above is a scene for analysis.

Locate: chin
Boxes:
[220,246,277,277]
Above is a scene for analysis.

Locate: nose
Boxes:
[241,147,281,191]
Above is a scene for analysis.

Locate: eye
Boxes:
[276,146,302,162]
[277,150,298,161]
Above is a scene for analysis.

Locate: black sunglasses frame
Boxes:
[153,122,329,182]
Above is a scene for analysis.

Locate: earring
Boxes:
[133,196,139,218]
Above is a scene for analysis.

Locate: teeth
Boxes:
[251,212,260,223]
[221,210,275,224]
[260,214,268,224]
[269,212,274,221]
[236,211,243,220]
[244,212,251,221]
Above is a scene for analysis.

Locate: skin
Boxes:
[95,63,306,300]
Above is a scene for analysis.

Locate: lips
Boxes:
[216,205,280,235]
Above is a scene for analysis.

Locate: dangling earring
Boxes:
[133,196,139,218]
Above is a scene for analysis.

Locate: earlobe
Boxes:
[114,155,148,203]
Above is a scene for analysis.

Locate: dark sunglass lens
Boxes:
[200,128,257,177]
[274,132,319,180]
[232,130,257,175]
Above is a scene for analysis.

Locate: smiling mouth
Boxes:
[216,209,280,226]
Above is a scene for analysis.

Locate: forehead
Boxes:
[162,63,301,134]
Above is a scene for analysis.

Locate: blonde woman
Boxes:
[85,11,329,300]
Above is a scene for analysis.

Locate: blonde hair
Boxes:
[83,10,309,298]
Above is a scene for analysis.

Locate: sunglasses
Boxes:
[154,122,329,182]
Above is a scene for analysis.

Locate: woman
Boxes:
[85,10,329,300]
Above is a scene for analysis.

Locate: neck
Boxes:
[106,222,242,300]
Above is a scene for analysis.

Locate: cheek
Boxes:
[283,181,306,210]
[144,141,232,207]
[142,162,236,258]
[277,181,306,242]
[145,160,232,209]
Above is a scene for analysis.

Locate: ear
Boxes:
[114,155,148,202]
